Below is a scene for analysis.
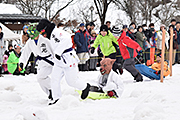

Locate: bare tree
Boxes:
[50,0,74,21]
[113,0,172,25]
[94,0,113,25]
[153,1,177,26]
[16,0,56,18]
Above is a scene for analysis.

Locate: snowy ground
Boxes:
[0,65,180,120]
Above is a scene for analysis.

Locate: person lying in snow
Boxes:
[151,53,171,77]
[89,58,124,98]
[135,52,170,80]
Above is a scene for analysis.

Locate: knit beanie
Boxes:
[112,26,121,36]
[100,25,108,32]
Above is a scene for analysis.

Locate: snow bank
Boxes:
[0,65,180,120]
[0,4,22,14]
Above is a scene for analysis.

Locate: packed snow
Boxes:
[0,4,22,14]
[0,64,180,120]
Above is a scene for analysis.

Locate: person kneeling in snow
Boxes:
[151,53,170,77]
[7,44,26,75]
[90,58,124,98]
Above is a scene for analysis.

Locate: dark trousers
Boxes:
[123,58,142,80]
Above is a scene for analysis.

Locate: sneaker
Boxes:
[48,99,59,105]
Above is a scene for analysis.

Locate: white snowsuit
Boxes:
[19,34,54,95]
[98,70,124,97]
[50,27,87,100]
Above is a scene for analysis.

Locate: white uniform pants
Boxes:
[37,66,52,95]
[51,62,87,100]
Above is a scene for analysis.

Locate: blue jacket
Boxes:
[74,29,90,53]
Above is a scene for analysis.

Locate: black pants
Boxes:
[123,58,142,80]
[105,53,120,74]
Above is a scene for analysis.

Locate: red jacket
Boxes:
[117,30,142,60]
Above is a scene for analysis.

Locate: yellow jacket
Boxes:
[151,61,170,77]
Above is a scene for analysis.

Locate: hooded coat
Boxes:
[117,30,142,60]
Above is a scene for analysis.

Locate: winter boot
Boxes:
[81,83,90,99]
[117,63,123,75]
[134,73,143,82]
[48,89,53,100]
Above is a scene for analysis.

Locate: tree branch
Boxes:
[50,0,74,21]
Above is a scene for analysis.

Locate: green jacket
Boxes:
[136,31,145,51]
[7,51,25,74]
[92,31,118,56]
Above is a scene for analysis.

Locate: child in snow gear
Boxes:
[91,25,123,75]
[19,23,54,100]
[117,30,143,82]
[37,19,91,105]
[7,44,26,75]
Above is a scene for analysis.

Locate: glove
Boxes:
[102,82,117,93]
[19,63,23,71]
[55,54,61,60]
[90,47,95,54]
[107,91,115,97]
[118,68,123,75]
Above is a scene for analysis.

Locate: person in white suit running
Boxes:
[36,19,91,105]
[19,23,54,100]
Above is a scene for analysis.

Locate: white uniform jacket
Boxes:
[19,34,54,68]
[50,27,79,67]
[98,70,124,97]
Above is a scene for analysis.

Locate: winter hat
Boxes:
[27,23,40,39]
[91,30,96,35]
[122,25,127,29]
[100,25,108,32]
[79,23,85,27]
[23,25,28,30]
[129,26,134,30]
[160,24,166,28]
[112,26,121,36]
